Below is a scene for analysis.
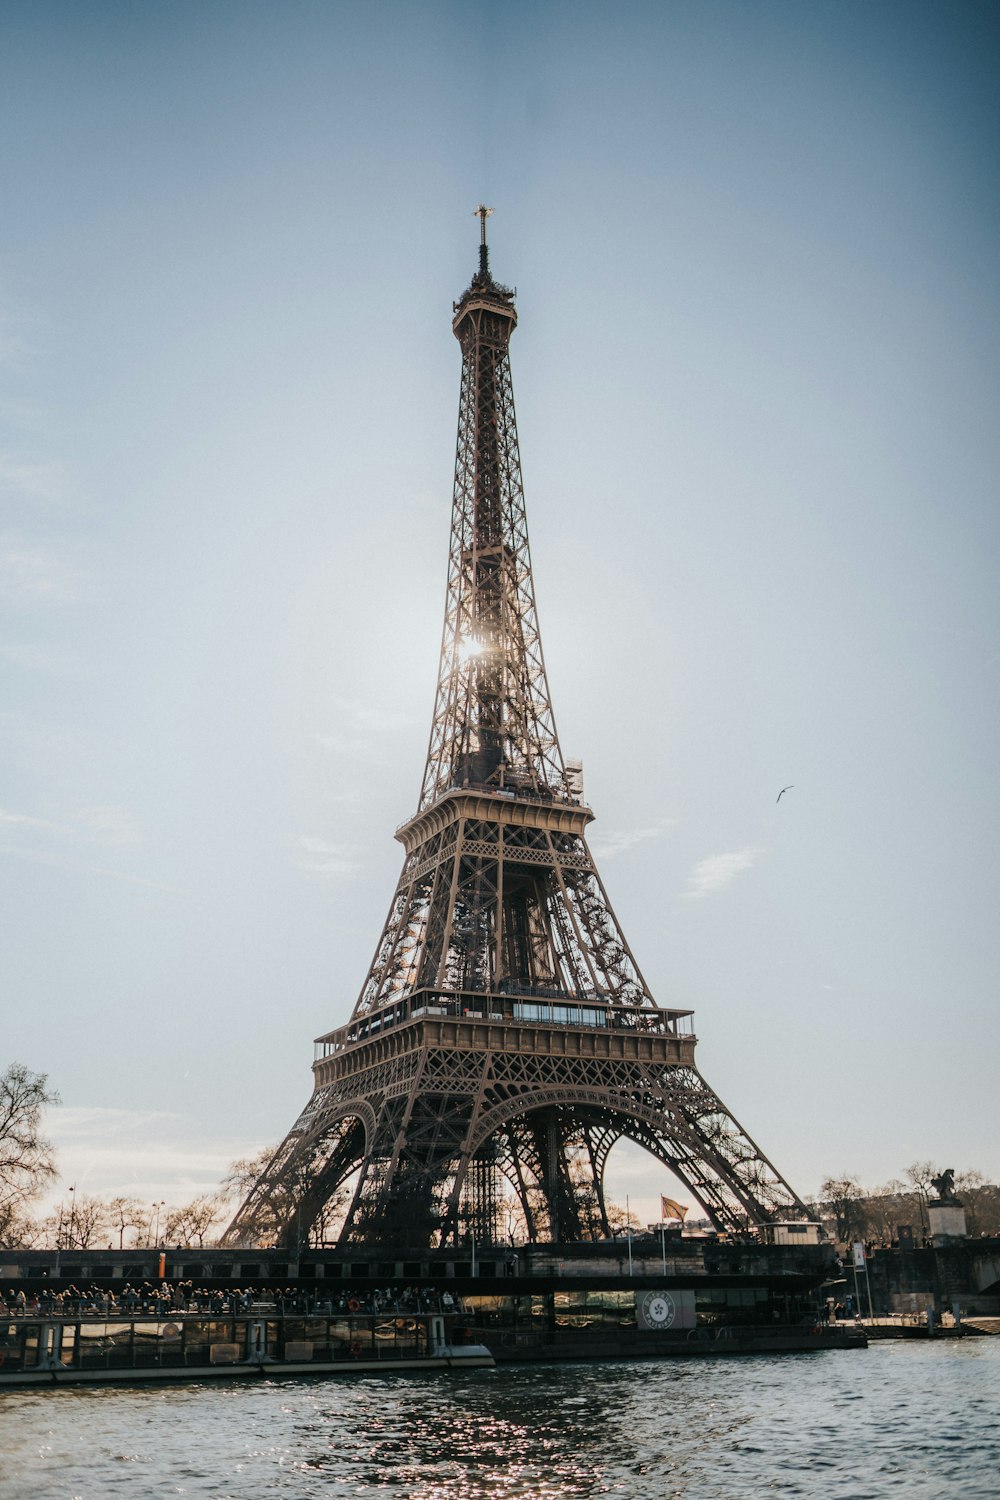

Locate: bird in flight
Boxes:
[776,785,794,803]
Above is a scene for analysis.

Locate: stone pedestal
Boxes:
[928,1201,967,1245]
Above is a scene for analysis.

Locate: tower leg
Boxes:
[584,1125,612,1239]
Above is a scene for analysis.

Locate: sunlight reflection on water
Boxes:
[1,1342,997,1500]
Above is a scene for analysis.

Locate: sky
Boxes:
[1,0,998,1230]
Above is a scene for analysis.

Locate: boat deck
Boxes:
[0,1309,493,1386]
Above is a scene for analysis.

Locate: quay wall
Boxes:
[838,1237,1000,1319]
[0,1237,834,1295]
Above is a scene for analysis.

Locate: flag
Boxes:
[661,1196,688,1222]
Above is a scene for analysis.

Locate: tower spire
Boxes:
[475,202,493,277]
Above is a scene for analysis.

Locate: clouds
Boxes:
[0,640,82,675]
[0,531,90,606]
[296,834,358,878]
[589,816,674,861]
[313,696,416,761]
[43,1105,265,1209]
[65,805,141,846]
[586,818,762,905]
[0,454,71,508]
[0,338,85,605]
[682,847,762,900]
[0,802,172,890]
[0,802,140,847]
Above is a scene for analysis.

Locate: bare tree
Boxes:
[105,1196,149,1250]
[164,1195,226,1249]
[220,1147,277,1203]
[0,1063,59,1242]
[0,1202,42,1249]
[954,1171,1000,1236]
[606,1201,643,1235]
[37,1191,111,1249]
[819,1176,868,1242]
[216,1146,282,1246]
[904,1161,939,1235]
[818,1164,1000,1244]
[862,1179,913,1242]
[66,1192,111,1249]
[306,1181,351,1249]
[217,1145,354,1249]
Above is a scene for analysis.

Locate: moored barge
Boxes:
[0,1230,865,1385]
[0,1305,492,1386]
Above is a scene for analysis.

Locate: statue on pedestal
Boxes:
[930,1169,960,1204]
[927,1169,967,1244]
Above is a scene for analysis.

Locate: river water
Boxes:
[1,1341,997,1499]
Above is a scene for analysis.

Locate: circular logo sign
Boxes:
[641,1291,676,1328]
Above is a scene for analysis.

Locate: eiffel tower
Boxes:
[224,209,810,1251]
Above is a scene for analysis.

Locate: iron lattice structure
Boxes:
[224,214,810,1251]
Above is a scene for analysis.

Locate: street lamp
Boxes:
[151,1200,165,1247]
[67,1185,76,1249]
[54,1197,67,1274]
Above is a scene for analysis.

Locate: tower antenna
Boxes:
[475,203,493,276]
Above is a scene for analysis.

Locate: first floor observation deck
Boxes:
[313,988,697,1086]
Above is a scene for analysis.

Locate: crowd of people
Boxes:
[1,1281,463,1319]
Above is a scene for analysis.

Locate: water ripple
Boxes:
[0,1342,997,1499]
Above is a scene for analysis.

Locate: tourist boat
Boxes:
[0,1237,866,1375]
[0,1308,493,1386]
